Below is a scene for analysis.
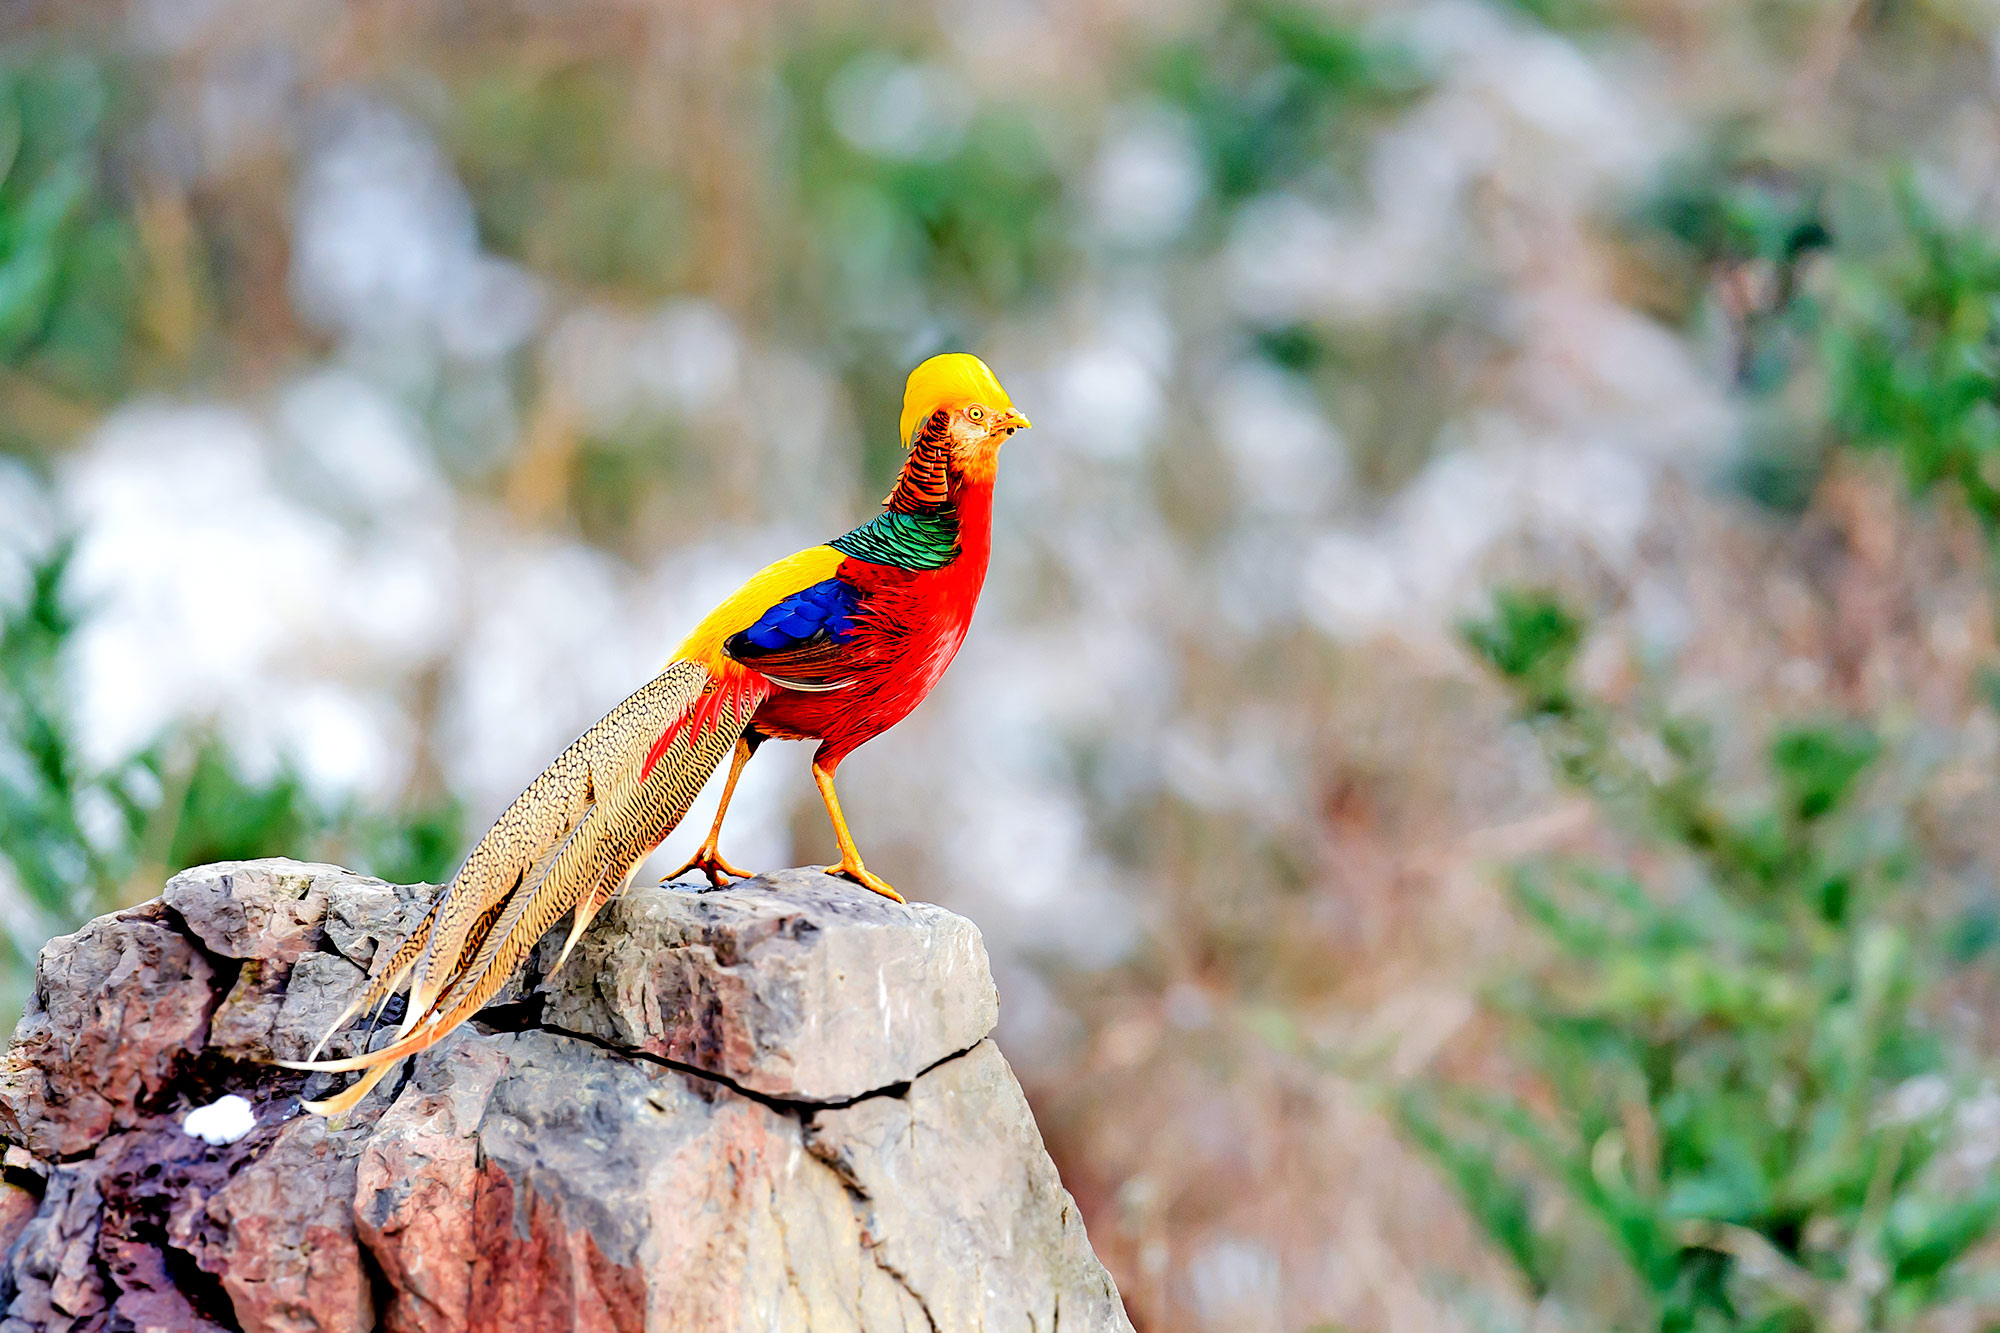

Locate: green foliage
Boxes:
[160,741,322,874]
[779,35,1072,473]
[449,63,690,295]
[0,542,463,1016]
[0,541,152,924]
[1146,1,1424,216]
[1633,141,2000,538]
[1406,590,2000,1329]
[783,40,1071,318]
[343,797,464,890]
[1823,189,2000,540]
[0,49,140,402]
[1461,588,1584,716]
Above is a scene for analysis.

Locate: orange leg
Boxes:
[812,761,905,903]
[663,737,758,887]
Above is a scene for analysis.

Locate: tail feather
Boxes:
[287,829,594,1078]
[304,890,445,1061]
[420,820,594,1031]
[386,662,713,1041]
[548,868,628,981]
[392,829,569,1042]
[299,1055,400,1116]
[284,664,770,1106]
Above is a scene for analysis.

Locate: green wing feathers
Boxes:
[288,661,770,1114]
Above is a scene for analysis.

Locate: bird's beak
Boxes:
[998,408,1032,434]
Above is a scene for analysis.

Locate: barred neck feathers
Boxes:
[886,408,952,513]
[831,408,961,571]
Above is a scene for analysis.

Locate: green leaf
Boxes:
[1887,1185,2000,1284]
[1769,723,1878,823]
[163,741,324,873]
[1397,1091,1553,1295]
[1462,588,1584,713]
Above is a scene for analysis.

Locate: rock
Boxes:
[533,868,998,1101]
[210,960,291,1064]
[268,953,369,1063]
[321,877,432,972]
[0,1159,108,1332]
[162,857,426,974]
[361,1025,929,1330]
[805,1040,1130,1329]
[196,1113,380,1333]
[163,861,348,965]
[353,1035,513,1333]
[167,862,419,1069]
[0,905,216,1158]
[98,1129,244,1333]
[0,1180,38,1265]
[0,859,1132,1331]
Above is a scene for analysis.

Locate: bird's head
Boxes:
[899,352,1030,483]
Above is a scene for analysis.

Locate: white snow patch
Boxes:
[183,1094,256,1145]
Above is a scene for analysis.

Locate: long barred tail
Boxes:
[283,661,770,1115]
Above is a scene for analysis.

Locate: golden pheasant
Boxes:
[282,354,1026,1115]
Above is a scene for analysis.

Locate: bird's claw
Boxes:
[823,860,907,904]
[663,847,754,888]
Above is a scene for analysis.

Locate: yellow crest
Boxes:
[898,353,1013,448]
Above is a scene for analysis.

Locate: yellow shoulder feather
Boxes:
[670,544,848,670]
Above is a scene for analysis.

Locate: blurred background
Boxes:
[11,0,2000,1327]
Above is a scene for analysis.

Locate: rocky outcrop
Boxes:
[0,859,1131,1332]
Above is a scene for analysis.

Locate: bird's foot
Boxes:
[822,859,907,904]
[663,845,754,888]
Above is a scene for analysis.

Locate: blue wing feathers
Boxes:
[736,578,860,655]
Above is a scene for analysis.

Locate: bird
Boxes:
[280,353,1029,1116]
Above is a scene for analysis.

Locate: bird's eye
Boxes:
[967,406,984,421]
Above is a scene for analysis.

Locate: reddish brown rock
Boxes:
[467,1160,647,1333]
[0,1180,35,1249]
[0,859,1132,1331]
[0,905,215,1159]
[96,1134,223,1333]
[196,1112,379,1333]
[354,1035,512,1333]
[0,1157,109,1332]
[92,1091,339,1333]
[355,1026,1121,1330]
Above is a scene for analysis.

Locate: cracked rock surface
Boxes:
[0,858,1131,1332]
